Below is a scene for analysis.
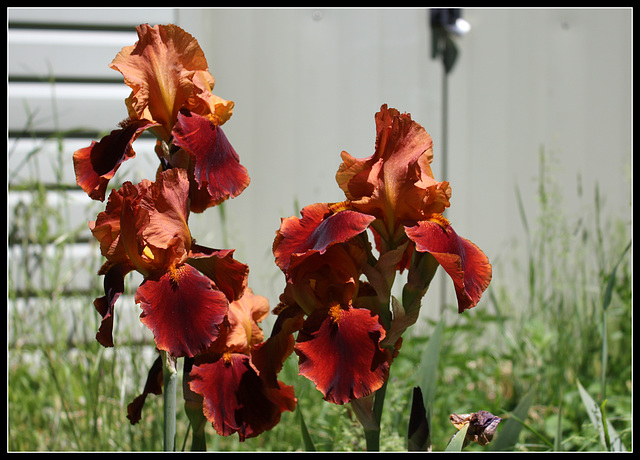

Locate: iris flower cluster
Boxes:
[74,22,494,449]
[74,24,295,442]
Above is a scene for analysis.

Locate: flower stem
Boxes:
[368,379,388,451]
[354,379,389,451]
[183,357,207,451]
[162,351,178,451]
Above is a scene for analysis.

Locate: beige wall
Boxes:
[9,8,632,324]
[176,8,632,312]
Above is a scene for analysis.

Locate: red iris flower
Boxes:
[91,168,248,358]
[272,212,394,405]
[336,105,491,313]
[72,23,249,213]
[272,105,492,405]
[187,288,297,441]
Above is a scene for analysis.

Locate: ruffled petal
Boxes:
[73,118,158,201]
[224,288,270,353]
[110,24,218,137]
[189,353,296,441]
[285,242,367,315]
[273,202,375,274]
[172,110,250,211]
[93,261,134,348]
[336,104,451,225]
[404,220,492,313]
[187,244,249,302]
[127,355,163,425]
[295,306,392,405]
[137,168,192,259]
[251,305,305,388]
[119,169,192,275]
[135,264,229,357]
[89,187,128,264]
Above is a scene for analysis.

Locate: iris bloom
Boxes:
[91,167,248,358]
[187,288,297,441]
[274,233,394,405]
[127,289,296,440]
[73,23,249,212]
[272,105,491,404]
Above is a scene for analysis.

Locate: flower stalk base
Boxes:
[162,351,178,451]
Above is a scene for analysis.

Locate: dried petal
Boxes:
[450,410,502,446]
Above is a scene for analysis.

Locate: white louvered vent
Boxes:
[8,8,177,344]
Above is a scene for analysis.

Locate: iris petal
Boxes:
[273,202,375,274]
[110,24,214,135]
[404,220,492,313]
[73,119,158,201]
[187,244,249,302]
[135,264,229,357]
[336,104,451,224]
[189,353,296,441]
[295,306,391,405]
[93,262,133,348]
[172,110,250,211]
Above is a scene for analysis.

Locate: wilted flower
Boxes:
[450,410,502,446]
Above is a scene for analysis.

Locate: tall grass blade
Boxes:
[553,387,564,451]
[444,423,468,451]
[600,240,631,400]
[297,404,316,451]
[576,379,626,451]
[492,390,533,451]
[414,318,444,432]
[602,240,631,312]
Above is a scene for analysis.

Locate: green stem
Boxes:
[163,351,178,452]
[364,428,381,452]
[601,310,608,401]
[364,380,389,451]
[187,413,207,451]
[183,358,207,451]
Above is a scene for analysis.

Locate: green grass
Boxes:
[8,140,632,451]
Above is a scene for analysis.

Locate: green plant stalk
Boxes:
[363,428,380,452]
[600,311,608,401]
[183,358,207,451]
[163,351,178,452]
[185,408,207,451]
[365,380,388,451]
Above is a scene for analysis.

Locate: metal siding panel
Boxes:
[8,7,177,27]
[7,9,178,323]
[8,28,138,80]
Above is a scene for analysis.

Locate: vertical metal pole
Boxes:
[440,66,449,314]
